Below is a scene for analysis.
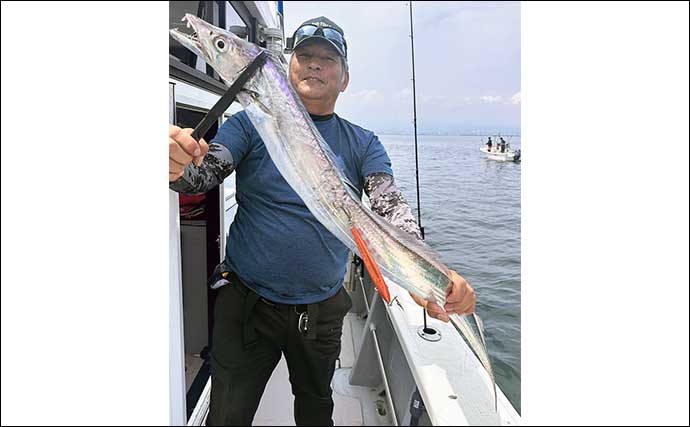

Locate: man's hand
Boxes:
[408,270,476,322]
[169,125,208,182]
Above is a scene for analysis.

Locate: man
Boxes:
[169,16,476,426]
[487,136,493,152]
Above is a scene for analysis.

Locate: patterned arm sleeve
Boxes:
[169,143,236,195]
[364,172,423,240]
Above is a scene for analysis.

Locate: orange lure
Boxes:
[351,225,391,304]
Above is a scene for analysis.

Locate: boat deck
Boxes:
[251,312,394,426]
[194,310,395,426]
[191,272,521,426]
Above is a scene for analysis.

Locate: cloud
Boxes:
[479,95,504,104]
[396,88,412,100]
[511,91,521,104]
[347,89,383,104]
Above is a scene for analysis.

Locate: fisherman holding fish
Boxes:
[169,16,477,426]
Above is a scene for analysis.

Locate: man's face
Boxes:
[289,42,349,105]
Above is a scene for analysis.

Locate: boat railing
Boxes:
[343,254,521,425]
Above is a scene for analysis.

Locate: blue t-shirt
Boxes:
[212,111,393,304]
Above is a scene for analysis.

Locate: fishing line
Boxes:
[407,1,434,332]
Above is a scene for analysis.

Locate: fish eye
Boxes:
[214,38,227,52]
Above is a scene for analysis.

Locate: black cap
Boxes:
[288,16,347,60]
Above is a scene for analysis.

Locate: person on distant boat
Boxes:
[500,136,506,153]
[487,136,493,152]
[169,16,476,426]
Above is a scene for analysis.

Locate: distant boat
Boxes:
[481,136,521,162]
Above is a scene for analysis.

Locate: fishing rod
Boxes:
[409,0,424,241]
[408,1,435,336]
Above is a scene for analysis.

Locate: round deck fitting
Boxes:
[417,326,441,342]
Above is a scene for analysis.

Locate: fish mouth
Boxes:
[169,14,204,58]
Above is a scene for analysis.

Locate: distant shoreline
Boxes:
[377,132,521,137]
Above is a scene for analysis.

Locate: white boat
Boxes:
[480,145,521,162]
[480,137,521,162]
[169,2,521,425]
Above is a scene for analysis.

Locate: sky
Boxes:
[283,1,521,135]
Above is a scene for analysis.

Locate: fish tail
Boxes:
[473,313,498,412]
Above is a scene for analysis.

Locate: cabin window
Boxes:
[225,3,249,40]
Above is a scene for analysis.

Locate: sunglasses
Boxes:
[287,24,347,59]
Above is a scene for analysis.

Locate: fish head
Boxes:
[170,14,260,83]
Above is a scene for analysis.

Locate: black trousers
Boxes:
[206,275,352,426]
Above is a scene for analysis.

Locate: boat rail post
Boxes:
[370,322,399,426]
